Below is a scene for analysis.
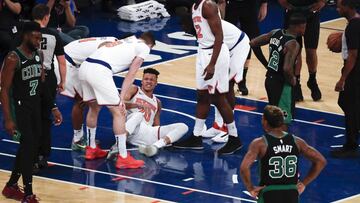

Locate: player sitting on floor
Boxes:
[108,68,189,158]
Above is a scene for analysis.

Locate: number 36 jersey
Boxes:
[259,133,299,186]
[267,29,297,78]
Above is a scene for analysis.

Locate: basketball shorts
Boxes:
[61,61,82,98]
[229,33,250,83]
[258,185,298,203]
[78,61,120,105]
[127,118,160,146]
[265,74,294,124]
[196,43,230,94]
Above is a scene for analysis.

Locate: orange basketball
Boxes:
[327,32,343,53]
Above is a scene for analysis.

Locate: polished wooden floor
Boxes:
[1,18,355,203]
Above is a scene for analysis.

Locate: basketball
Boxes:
[327,32,343,53]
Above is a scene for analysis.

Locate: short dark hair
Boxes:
[22,21,41,34]
[263,105,284,128]
[140,32,156,46]
[143,68,160,77]
[341,0,360,9]
[32,4,50,20]
[288,12,307,26]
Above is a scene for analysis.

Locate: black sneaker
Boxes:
[38,156,48,169]
[330,148,359,158]
[217,136,243,155]
[307,80,322,101]
[173,135,204,150]
[237,81,248,96]
[294,83,304,102]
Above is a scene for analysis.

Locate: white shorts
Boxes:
[78,61,120,105]
[127,121,160,146]
[196,43,230,94]
[229,34,250,83]
[61,61,82,98]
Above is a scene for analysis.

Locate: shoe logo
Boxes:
[21,60,28,64]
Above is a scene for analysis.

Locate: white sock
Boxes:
[116,134,127,158]
[126,113,143,135]
[193,118,206,136]
[153,139,166,148]
[214,107,224,127]
[73,125,84,142]
[87,126,96,148]
[226,121,238,137]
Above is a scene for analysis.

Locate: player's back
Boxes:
[222,19,242,50]
[267,29,296,77]
[88,36,150,73]
[64,36,117,65]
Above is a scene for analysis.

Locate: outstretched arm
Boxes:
[120,57,144,103]
[283,40,300,86]
[296,137,326,193]
[250,30,276,48]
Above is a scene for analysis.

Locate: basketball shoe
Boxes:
[2,183,24,201]
[115,153,145,169]
[85,145,108,160]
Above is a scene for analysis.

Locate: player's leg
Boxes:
[304,12,321,101]
[108,105,145,169]
[140,123,189,157]
[71,95,87,151]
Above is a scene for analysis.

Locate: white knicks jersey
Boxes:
[64,36,117,66]
[128,87,158,126]
[192,0,241,49]
[87,36,150,74]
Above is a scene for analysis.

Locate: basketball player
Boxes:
[279,0,326,102]
[240,105,326,202]
[32,4,65,169]
[331,0,360,158]
[61,36,117,151]
[173,0,243,155]
[1,22,43,203]
[250,13,306,124]
[108,68,189,158]
[78,33,155,169]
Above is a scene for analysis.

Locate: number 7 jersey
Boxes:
[260,133,299,186]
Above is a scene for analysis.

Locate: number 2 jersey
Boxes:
[191,0,242,49]
[260,133,299,186]
[267,29,297,79]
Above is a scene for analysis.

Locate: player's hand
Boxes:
[310,1,325,12]
[4,119,16,136]
[119,101,126,116]
[60,0,71,8]
[52,108,63,126]
[57,81,65,92]
[297,181,306,195]
[335,79,345,92]
[290,76,297,86]
[258,3,267,22]
[203,64,215,80]
[249,185,266,199]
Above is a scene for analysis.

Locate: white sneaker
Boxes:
[203,127,224,138]
[106,143,118,160]
[211,132,229,143]
[139,145,159,157]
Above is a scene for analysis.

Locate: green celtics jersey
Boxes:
[259,132,300,186]
[267,29,296,79]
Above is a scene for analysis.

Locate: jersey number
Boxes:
[269,155,297,179]
[194,24,203,39]
[40,37,47,50]
[29,80,38,96]
[268,47,279,71]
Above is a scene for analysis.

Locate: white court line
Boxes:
[232,174,239,184]
[331,144,360,148]
[331,194,360,203]
[153,93,345,130]
[0,152,256,203]
[0,169,173,203]
[334,134,345,138]
[182,177,194,182]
